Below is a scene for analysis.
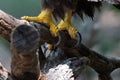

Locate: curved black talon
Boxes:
[53,30,62,49]
[75,32,82,47]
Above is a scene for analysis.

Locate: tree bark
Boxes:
[10,24,40,80]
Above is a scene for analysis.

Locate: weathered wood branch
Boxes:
[0,10,89,80]
[0,57,88,80]
[0,10,120,80]
[31,22,120,80]
[10,24,40,80]
[37,25,120,80]
[0,10,29,41]
[0,63,10,80]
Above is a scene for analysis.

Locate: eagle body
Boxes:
[22,0,120,49]
[42,0,102,19]
[22,0,120,27]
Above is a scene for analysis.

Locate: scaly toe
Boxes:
[50,25,58,37]
[68,27,77,40]
[21,16,29,20]
[69,31,77,40]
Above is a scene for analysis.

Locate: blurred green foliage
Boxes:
[104,3,120,13]
[99,40,118,54]
[0,0,41,18]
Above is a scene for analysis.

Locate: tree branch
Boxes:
[0,10,120,80]
[10,24,40,80]
[0,10,29,41]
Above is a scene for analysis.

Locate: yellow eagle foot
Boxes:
[57,20,82,47]
[21,9,58,37]
[57,20,77,39]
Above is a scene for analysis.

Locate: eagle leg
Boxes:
[57,11,77,40]
[21,8,58,37]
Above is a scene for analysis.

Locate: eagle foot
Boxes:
[57,20,82,47]
[21,9,58,37]
[57,20,77,39]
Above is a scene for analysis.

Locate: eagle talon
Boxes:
[44,31,62,51]
[75,32,82,47]
[54,31,62,48]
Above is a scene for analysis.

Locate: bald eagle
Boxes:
[22,0,120,42]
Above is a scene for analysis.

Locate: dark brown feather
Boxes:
[41,0,120,20]
[75,1,102,19]
[42,0,65,20]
